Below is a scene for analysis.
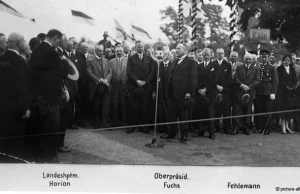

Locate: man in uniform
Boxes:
[161,43,197,142]
[232,52,260,135]
[98,31,112,49]
[255,49,278,135]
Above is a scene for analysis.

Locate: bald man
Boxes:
[86,44,112,128]
[0,32,32,160]
[161,43,197,142]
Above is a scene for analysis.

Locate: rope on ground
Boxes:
[0,108,299,141]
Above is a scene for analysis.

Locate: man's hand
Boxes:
[270,94,275,100]
[141,81,146,86]
[152,91,156,100]
[102,79,109,86]
[136,80,143,87]
[185,93,191,99]
[63,89,70,102]
[60,55,67,60]
[22,109,30,119]
[240,84,250,92]
[217,85,223,92]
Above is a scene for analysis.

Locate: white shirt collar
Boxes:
[137,52,143,57]
[163,60,169,65]
[218,59,223,65]
[44,40,52,47]
[7,49,19,55]
[117,57,123,61]
[84,53,88,58]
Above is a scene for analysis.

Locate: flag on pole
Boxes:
[132,24,152,40]
[115,19,135,41]
[71,10,94,26]
[0,0,35,22]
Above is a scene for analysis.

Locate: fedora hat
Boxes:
[238,90,253,106]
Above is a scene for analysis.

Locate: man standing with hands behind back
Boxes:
[161,43,197,142]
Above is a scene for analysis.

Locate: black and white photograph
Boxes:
[0,0,300,193]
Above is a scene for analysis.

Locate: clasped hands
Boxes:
[99,78,109,86]
[240,84,250,92]
[136,80,146,87]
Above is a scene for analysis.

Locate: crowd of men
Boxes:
[0,28,300,163]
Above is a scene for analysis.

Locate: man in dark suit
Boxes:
[126,40,155,133]
[232,52,260,135]
[86,44,112,128]
[109,46,129,126]
[229,51,243,133]
[0,33,7,57]
[192,48,217,139]
[160,43,197,142]
[63,40,78,130]
[255,49,278,135]
[0,32,32,160]
[75,42,90,127]
[151,51,173,133]
[98,31,112,49]
[215,48,232,134]
[30,29,69,162]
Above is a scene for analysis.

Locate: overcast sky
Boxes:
[0,0,230,42]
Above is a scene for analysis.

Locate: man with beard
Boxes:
[126,41,154,133]
[161,44,197,142]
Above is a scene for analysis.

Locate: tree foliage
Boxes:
[237,0,300,52]
[159,4,229,50]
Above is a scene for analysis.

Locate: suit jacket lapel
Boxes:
[245,65,254,78]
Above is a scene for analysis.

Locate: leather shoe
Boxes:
[57,147,71,153]
[263,130,270,135]
[254,129,263,133]
[180,136,187,142]
[192,132,204,137]
[243,130,250,135]
[160,134,175,139]
[209,134,215,139]
[230,130,239,135]
[126,128,134,133]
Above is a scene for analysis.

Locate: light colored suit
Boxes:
[86,55,112,99]
[109,57,128,86]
